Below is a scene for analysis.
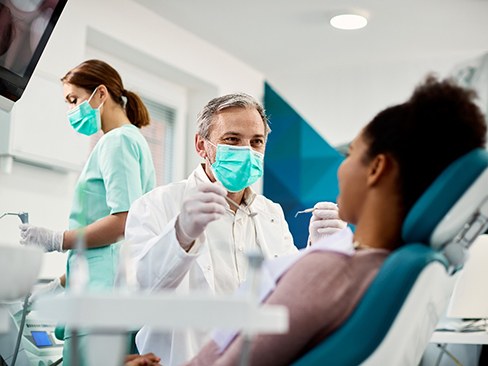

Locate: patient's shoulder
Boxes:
[280,249,388,292]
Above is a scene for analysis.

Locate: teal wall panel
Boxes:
[263,82,344,248]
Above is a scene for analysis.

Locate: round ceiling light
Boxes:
[330,14,368,30]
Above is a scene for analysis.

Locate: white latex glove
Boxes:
[176,182,228,249]
[19,224,64,252]
[28,277,64,307]
[308,202,347,245]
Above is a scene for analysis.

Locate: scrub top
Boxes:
[66,123,156,291]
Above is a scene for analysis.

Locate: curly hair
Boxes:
[362,75,487,214]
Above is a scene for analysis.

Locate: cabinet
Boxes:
[0,73,89,172]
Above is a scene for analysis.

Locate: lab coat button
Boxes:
[271,218,275,223]
[207,265,211,271]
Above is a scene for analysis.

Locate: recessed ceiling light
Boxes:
[330,14,368,30]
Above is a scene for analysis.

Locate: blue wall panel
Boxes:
[263,82,344,248]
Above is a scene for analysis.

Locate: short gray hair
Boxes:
[196,93,271,139]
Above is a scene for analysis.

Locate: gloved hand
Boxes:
[28,277,64,307]
[19,224,64,252]
[176,182,227,249]
[308,202,347,245]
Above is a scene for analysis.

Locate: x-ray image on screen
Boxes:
[0,0,58,77]
[0,0,66,108]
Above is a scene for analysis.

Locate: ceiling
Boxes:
[134,0,488,144]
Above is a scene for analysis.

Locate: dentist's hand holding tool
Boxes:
[176,182,228,250]
[19,224,64,252]
[308,202,347,245]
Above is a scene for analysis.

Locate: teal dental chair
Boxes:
[293,148,488,366]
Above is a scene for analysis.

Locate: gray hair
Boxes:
[196,93,271,139]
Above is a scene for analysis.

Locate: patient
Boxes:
[185,75,487,366]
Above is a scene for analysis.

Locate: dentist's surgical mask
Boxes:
[67,87,103,136]
[207,140,264,192]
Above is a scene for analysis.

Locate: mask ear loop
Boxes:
[87,86,105,110]
[87,86,99,103]
[204,139,219,181]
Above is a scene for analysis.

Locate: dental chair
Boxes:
[293,148,488,366]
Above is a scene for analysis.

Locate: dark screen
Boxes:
[0,0,67,102]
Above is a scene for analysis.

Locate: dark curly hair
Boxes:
[362,75,487,215]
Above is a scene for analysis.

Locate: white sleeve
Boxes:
[273,201,298,255]
[126,190,205,291]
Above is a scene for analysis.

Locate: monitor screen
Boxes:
[0,0,67,109]
[31,330,53,347]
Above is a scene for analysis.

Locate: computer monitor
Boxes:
[0,0,67,111]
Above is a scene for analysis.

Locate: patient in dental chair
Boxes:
[185,75,487,366]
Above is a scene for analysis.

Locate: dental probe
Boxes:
[294,207,315,218]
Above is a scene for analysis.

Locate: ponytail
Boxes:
[124,89,150,128]
[62,60,151,128]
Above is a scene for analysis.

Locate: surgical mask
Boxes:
[207,141,264,192]
[67,88,103,136]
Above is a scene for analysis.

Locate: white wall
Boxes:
[0,0,264,278]
[270,52,482,146]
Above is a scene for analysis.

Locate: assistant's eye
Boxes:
[65,96,77,105]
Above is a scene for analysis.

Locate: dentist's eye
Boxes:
[251,139,264,147]
[223,137,239,144]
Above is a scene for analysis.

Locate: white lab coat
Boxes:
[125,164,297,366]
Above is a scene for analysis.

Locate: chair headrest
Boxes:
[402,148,488,248]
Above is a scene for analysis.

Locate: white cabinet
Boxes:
[1,73,89,172]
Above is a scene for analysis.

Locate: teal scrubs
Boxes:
[62,124,156,365]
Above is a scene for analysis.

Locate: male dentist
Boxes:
[125,93,345,366]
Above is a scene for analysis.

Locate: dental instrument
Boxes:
[0,212,29,224]
[294,208,315,218]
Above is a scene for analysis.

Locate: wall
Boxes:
[271,53,483,147]
[0,0,264,278]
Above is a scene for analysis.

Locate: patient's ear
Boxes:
[367,154,393,186]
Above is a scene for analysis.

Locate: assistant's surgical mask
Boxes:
[207,140,264,192]
[67,87,103,136]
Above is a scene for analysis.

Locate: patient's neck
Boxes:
[354,199,403,251]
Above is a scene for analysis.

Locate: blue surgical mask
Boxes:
[67,88,103,136]
[207,141,264,192]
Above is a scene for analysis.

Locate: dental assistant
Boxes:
[19,59,156,365]
[125,93,343,366]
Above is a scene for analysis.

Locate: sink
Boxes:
[0,245,43,301]
[0,245,43,331]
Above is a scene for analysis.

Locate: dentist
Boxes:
[125,92,343,365]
